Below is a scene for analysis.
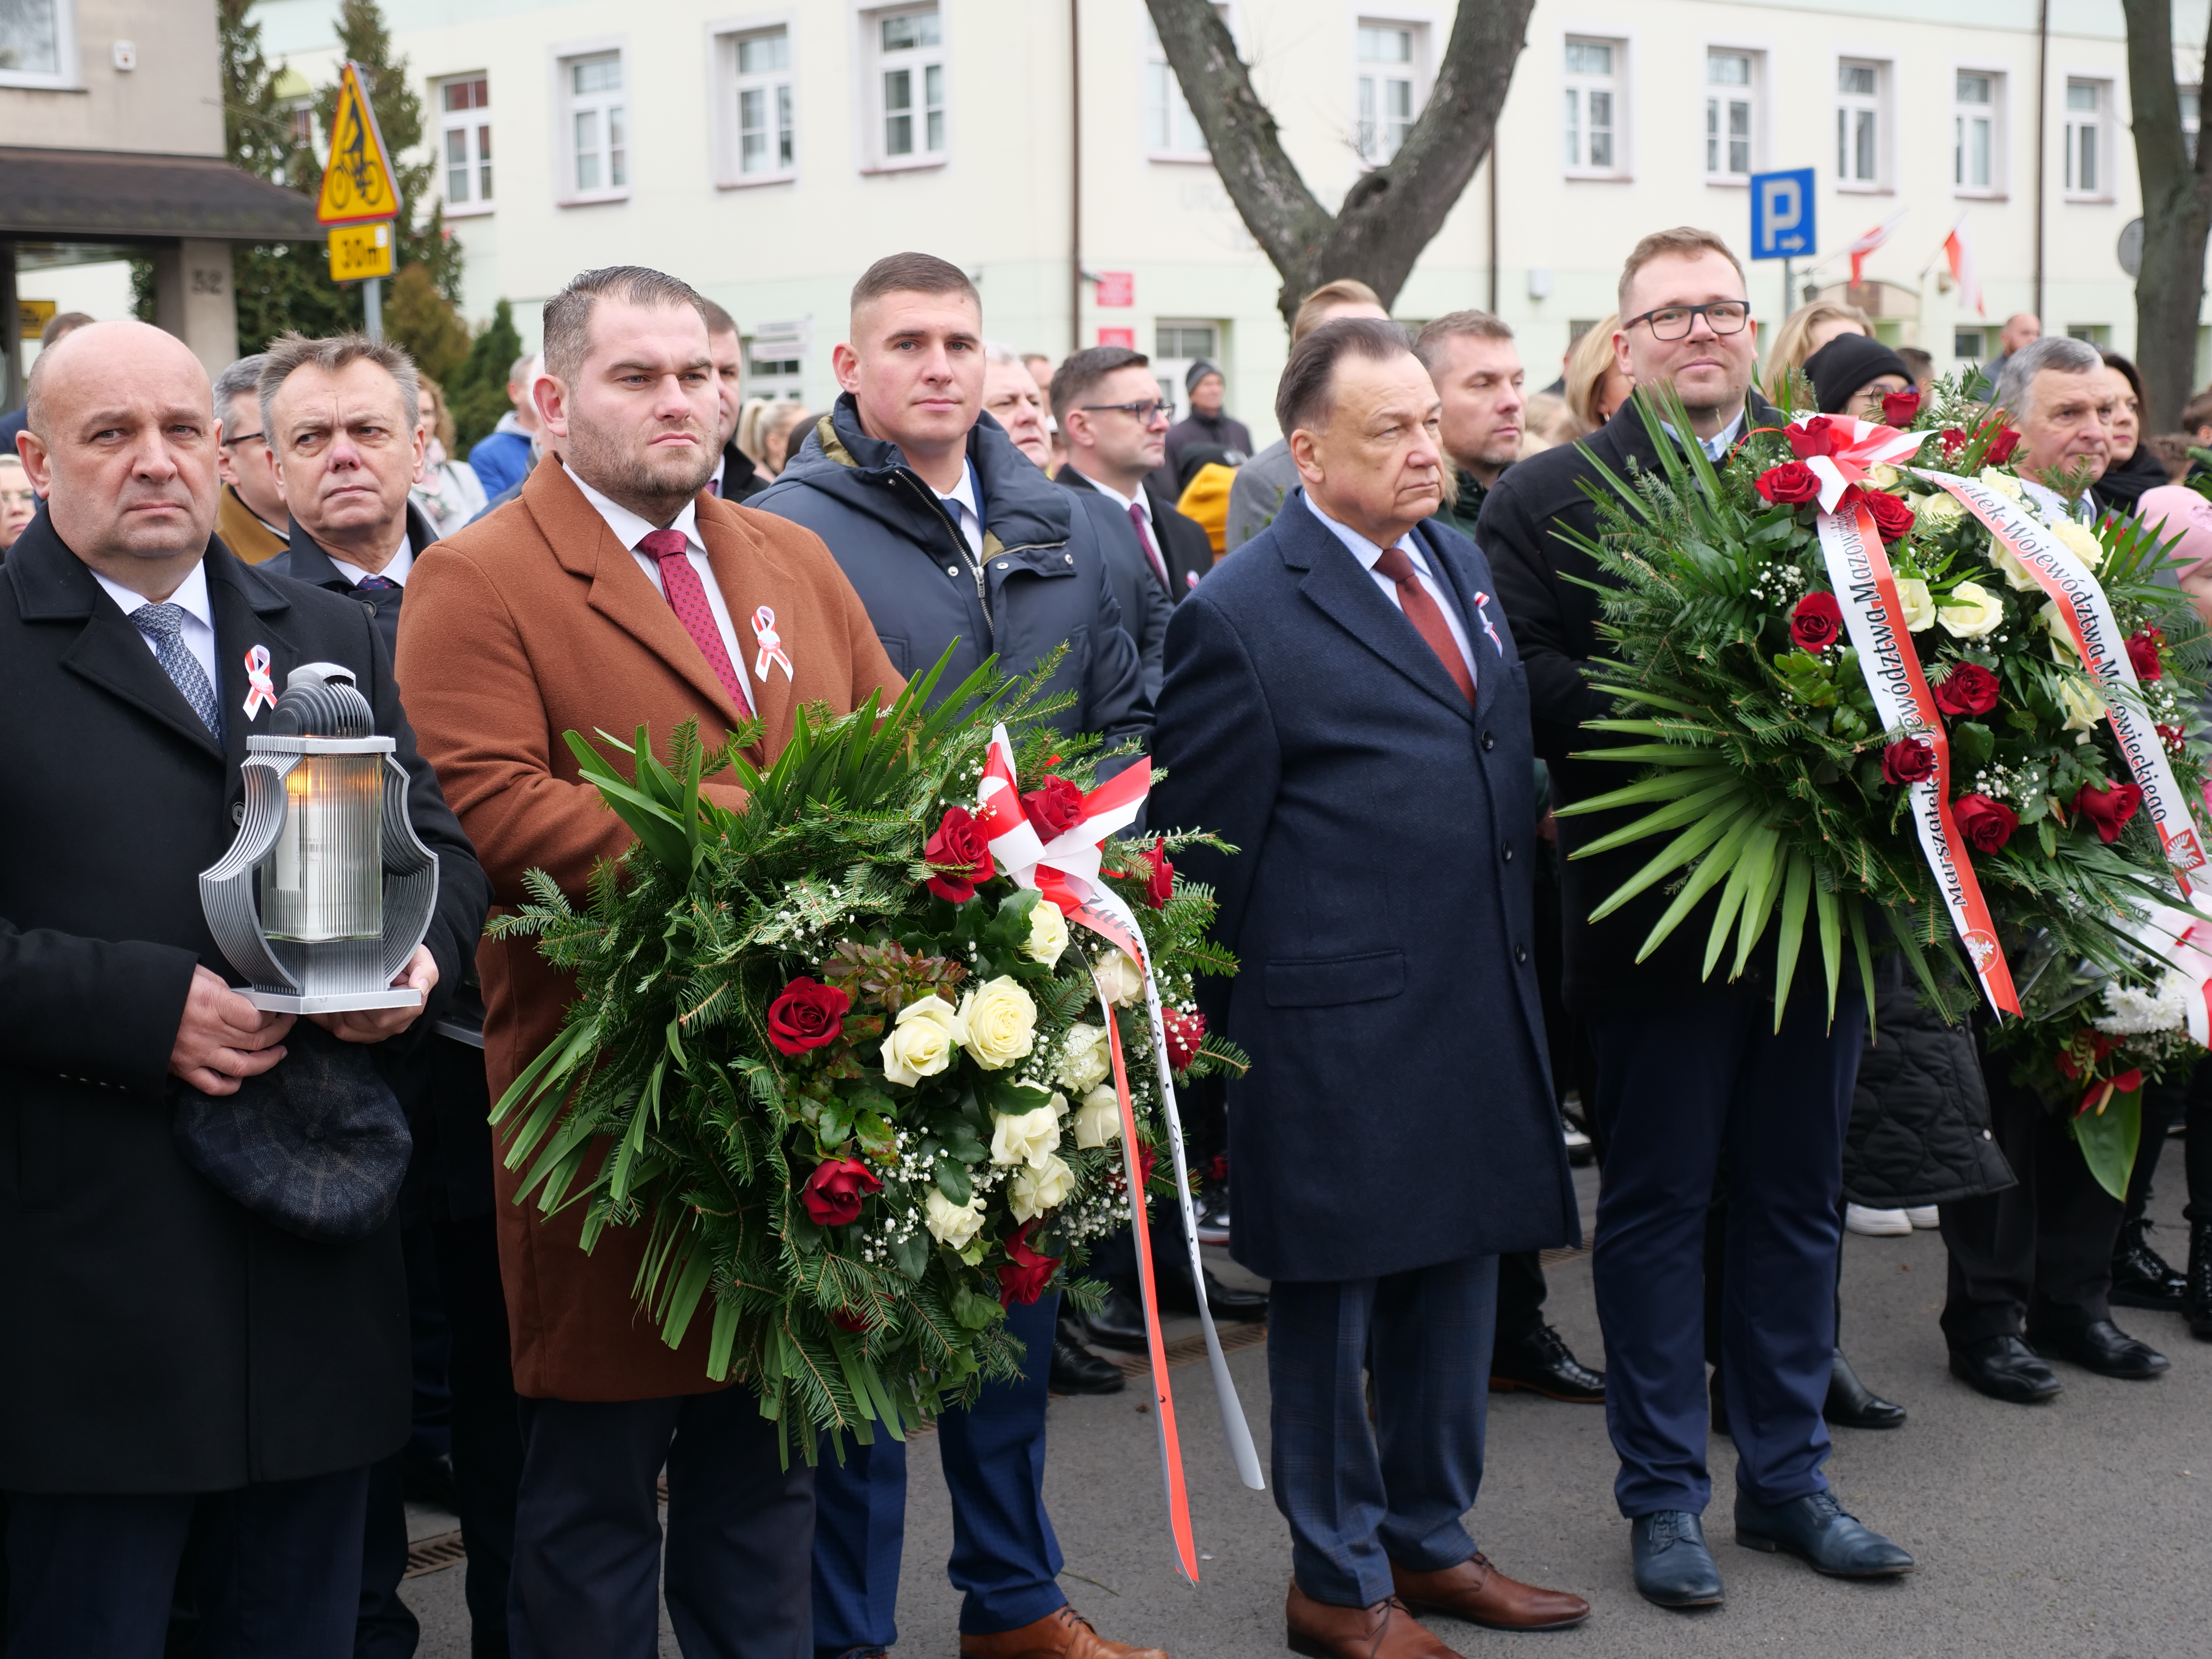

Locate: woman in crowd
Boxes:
[1803,332,1915,421]
[739,398,814,480]
[410,374,488,538]
[1562,313,1632,438]
[2093,351,2171,514]
[1764,297,1874,405]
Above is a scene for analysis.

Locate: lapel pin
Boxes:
[242,644,278,719]
[752,605,794,683]
[1470,591,1505,657]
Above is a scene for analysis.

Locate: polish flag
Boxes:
[1846,210,1910,285]
[1943,215,1985,316]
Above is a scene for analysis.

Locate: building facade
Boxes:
[249,0,2208,445]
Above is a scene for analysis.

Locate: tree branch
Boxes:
[2122,0,2212,428]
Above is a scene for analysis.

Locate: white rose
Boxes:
[1979,466,2026,502]
[1936,580,2003,640]
[2049,518,2105,570]
[1008,1153,1076,1222]
[923,1187,986,1249]
[1985,535,2043,593]
[2038,600,2082,664]
[958,975,1038,1071]
[1091,947,1146,1007]
[1060,1022,1111,1093]
[1893,578,1937,632]
[2058,675,2106,735]
[1022,899,1069,968]
[881,995,966,1087]
[1865,462,1900,489]
[1072,1084,1123,1148]
[1915,492,1965,531]
[990,1103,1062,1169]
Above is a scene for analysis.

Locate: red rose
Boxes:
[997,1222,1060,1307]
[2126,628,2164,681]
[1789,592,1845,653]
[1021,775,1085,841]
[924,805,995,903]
[1786,416,1844,459]
[1881,738,1937,786]
[766,977,850,1055]
[801,1157,882,1227]
[1163,1006,1206,1071]
[1983,427,2021,465]
[1881,389,1922,427]
[1143,837,1174,908]
[1933,662,2000,719]
[2073,780,2144,844]
[1755,462,1823,504]
[1938,427,1970,456]
[1860,489,1916,542]
[1950,792,2018,853]
[830,1307,869,1333]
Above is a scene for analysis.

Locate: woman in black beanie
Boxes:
[1803,332,1916,418]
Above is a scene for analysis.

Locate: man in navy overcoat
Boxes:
[1150,318,1588,1659]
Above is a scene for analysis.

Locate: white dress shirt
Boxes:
[567,463,750,685]
[1661,406,1749,463]
[95,560,222,693]
[935,460,985,557]
[1301,492,1478,687]
[1077,470,1172,586]
[328,536,414,588]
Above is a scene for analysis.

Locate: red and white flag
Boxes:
[1847,209,1909,285]
[1944,214,1984,316]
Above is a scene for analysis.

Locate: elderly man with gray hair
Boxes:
[211,353,288,564]
[1991,335,2116,498]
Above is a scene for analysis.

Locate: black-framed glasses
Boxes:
[221,431,265,448]
[1625,302,1752,341]
[1080,400,1171,425]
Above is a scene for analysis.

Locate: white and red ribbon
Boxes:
[1815,502,2021,1015]
[971,727,1264,1582]
[242,644,277,720]
[1911,468,2210,887]
[751,606,793,683]
[1788,413,1933,513]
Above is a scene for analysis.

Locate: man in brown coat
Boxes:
[398,265,901,1659]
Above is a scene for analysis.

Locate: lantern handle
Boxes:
[376,752,439,988]
[198,753,303,997]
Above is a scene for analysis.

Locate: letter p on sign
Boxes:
[1749,167,1816,260]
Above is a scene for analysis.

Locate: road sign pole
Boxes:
[364,276,383,343]
[1784,256,1793,314]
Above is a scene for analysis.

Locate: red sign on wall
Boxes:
[1097,327,1136,349]
[1094,271,1135,307]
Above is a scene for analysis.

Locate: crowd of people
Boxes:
[1,224,2208,1659]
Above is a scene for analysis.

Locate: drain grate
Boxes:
[405,1529,468,1578]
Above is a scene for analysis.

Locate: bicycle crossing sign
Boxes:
[316,61,399,226]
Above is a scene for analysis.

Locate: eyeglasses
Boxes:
[1625,302,1752,341]
[221,431,265,448]
[1080,400,1171,425]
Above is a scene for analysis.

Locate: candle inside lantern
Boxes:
[260,752,384,942]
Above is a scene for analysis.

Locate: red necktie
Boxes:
[639,528,753,718]
[1373,543,1474,704]
[1128,503,1171,594]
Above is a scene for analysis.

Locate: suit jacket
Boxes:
[0,518,486,1493]
[262,499,440,665]
[1056,480,1171,701]
[397,458,903,1401]
[1149,493,1578,1282]
[718,439,769,504]
[217,485,288,565]
[1055,467,1211,605]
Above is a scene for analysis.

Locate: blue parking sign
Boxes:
[1749,168,1816,260]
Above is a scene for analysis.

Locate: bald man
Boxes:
[0,321,486,1658]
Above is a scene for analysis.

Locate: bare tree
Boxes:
[1145,0,1533,328]
[2122,0,2212,429]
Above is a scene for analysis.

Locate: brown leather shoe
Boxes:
[1389,1554,1590,1632]
[958,1604,1167,1659]
[1285,1581,1464,1659]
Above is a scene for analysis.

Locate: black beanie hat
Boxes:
[1803,332,1915,416]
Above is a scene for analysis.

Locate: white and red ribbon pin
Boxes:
[751,606,793,683]
[242,645,277,719]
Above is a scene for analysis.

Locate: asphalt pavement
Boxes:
[402,1158,2212,1658]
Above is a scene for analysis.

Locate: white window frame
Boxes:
[860,3,947,173]
[553,41,630,206]
[1353,18,1429,169]
[433,72,494,218]
[1141,9,1222,162]
[1153,320,1225,423]
[1952,64,2007,199]
[1561,33,1629,180]
[1702,45,1765,186]
[1834,57,1889,192]
[2064,76,2113,201]
[0,0,79,91]
[713,15,798,188]
[2182,82,2201,164]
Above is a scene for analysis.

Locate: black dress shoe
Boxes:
[402,1445,459,1511]
[1155,1263,1270,1322]
[2110,1218,2188,1310]
[1825,1348,1906,1429]
[2187,1221,2212,1342]
[1630,1511,1723,1608]
[1734,1490,1913,1577]
[1489,1325,1604,1402]
[1949,1335,2062,1403]
[1079,1284,1149,1353]
[1049,1318,1126,1394]
[2027,1317,2171,1380]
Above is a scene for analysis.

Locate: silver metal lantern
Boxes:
[200,661,438,1014]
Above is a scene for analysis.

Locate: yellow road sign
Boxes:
[317,61,399,226]
[18,298,54,341]
[327,221,394,282]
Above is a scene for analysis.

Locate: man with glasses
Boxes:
[1480,227,1912,1611]
[212,355,288,564]
[1052,345,1214,601]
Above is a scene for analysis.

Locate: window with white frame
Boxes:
[1836,60,1885,187]
[868,5,945,167]
[2065,79,2110,196]
[437,75,492,212]
[2184,84,2202,163]
[1154,321,1222,423]
[0,0,73,89]
[1954,70,2001,193]
[562,51,626,198]
[1355,22,1423,166]
[1142,14,1209,158]
[728,26,795,180]
[1705,50,1758,180]
[1563,37,1623,175]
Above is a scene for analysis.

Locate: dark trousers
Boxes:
[1941,1070,2125,1341]
[506,1389,812,1659]
[432,1213,523,1653]
[1586,988,1864,1518]
[2125,1065,2212,1229]
[1268,1255,1496,1608]
[810,1292,1064,1656]
[354,1455,418,1659]
[1494,1251,1548,1346]
[4,1466,370,1659]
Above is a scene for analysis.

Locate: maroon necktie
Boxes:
[1128,503,1171,594]
[1373,543,1475,704]
[639,528,753,718]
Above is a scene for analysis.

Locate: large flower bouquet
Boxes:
[489,654,1243,1461]
[1554,382,2212,1032]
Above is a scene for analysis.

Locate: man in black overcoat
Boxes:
[0,320,486,1657]
[1150,318,1587,1659]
